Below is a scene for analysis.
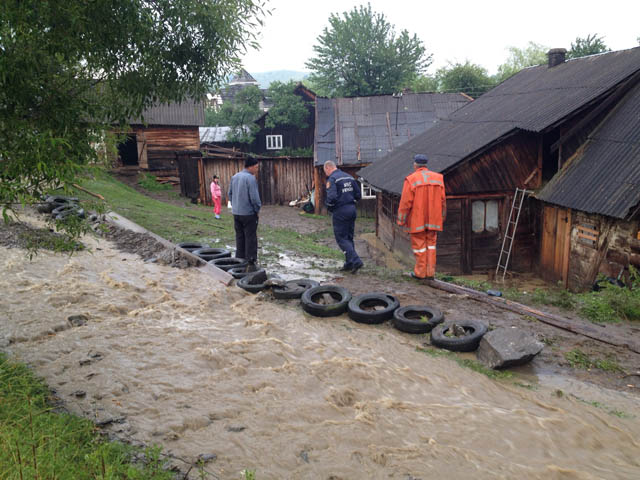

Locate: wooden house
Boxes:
[313,92,472,216]
[358,47,640,289]
[251,83,316,155]
[117,99,204,175]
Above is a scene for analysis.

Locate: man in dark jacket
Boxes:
[228,156,261,270]
[323,160,363,273]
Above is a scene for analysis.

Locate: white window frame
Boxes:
[360,181,376,199]
[266,134,283,150]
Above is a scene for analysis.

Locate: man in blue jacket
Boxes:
[228,156,261,270]
[323,160,363,273]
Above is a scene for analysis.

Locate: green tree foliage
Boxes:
[205,85,263,143]
[265,81,310,129]
[0,0,266,213]
[567,33,610,59]
[405,75,439,93]
[495,42,549,83]
[305,3,431,97]
[436,61,495,98]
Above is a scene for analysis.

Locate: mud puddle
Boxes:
[1,212,640,479]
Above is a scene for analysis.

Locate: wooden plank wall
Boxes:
[200,156,314,206]
[567,210,640,291]
[133,126,199,172]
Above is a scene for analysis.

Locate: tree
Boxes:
[305,3,431,97]
[404,75,439,93]
[1,0,266,216]
[495,42,549,83]
[206,85,263,143]
[436,61,495,98]
[567,33,610,59]
[265,81,310,129]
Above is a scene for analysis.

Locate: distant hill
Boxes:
[251,70,309,89]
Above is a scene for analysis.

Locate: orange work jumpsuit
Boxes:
[397,167,446,278]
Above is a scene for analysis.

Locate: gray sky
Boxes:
[240,0,640,75]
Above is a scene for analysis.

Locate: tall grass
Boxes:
[0,353,174,479]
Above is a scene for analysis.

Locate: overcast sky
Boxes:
[240,0,640,75]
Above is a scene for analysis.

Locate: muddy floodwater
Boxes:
[2,222,640,479]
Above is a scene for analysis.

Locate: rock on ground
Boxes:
[477,327,544,369]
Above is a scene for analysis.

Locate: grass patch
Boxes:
[0,353,174,480]
[564,349,624,373]
[416,346,513,381]
[574,396,632,418]
[137,173,173,192]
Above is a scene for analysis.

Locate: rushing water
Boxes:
[1,222,639,479]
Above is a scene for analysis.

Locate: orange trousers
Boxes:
[410,230,438,278]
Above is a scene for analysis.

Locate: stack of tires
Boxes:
[37,195,86,220]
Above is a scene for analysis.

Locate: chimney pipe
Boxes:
[547,48,567,68]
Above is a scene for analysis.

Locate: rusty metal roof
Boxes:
[132,99,205,126]
[536,81,640,220]
[314,92,471,167]
[359,47,640,194]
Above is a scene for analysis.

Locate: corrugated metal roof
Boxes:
[314,92,471,166]
[132,99,205,126]
[359,47,640,194]
[536,81,640,220]
[200,126,232,143]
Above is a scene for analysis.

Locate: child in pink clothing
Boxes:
[210,175,222,219]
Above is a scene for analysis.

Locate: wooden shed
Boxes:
[183,145,314,207]
[359,47,640,287]
[313,92,472,217]
[117,99,204,175]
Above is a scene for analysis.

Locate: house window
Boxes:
[266,135,282,150]
[472,200,499,233]
[361,181,376,199]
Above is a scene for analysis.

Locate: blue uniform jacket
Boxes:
[325,169,361,212]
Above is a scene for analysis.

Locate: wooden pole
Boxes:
[72,184,105,200]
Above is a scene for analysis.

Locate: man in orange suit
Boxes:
[397,154,446,280]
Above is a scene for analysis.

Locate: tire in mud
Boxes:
[430,320,488,352]
[301,285,351,317]
[208,257,248,271]
[272,279,320,300]
[392,305,444,334]
[236,270,269,293]
[229,266,253,279]
[347,293,399,324]
[177,242,210,253]
[192,247,231,261]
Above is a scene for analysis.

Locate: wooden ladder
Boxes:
[496,188,530,281]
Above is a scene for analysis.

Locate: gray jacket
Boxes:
[228,169,261,215]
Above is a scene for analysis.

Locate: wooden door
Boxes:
[469,197,503,271]
[540,206,572,285]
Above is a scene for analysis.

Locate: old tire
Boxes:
[55,207,86,220]
[347,293,399,324]
[177,242,210,253]
[208,257,248,271]
[430,320,488,352]
[229,266,252,279]
[272,279,320,299]
[236,270,269,293]
[301,285,351,317]
[192,247,231,261]
[392,305,444,334]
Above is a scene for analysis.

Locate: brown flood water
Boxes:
[1,221,640,479]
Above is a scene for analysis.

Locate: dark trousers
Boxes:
[233,214,259,263]
[332,205,362,268]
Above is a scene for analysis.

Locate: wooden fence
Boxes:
[187,145,314,206]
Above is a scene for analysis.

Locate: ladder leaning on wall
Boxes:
[496,188,531,281]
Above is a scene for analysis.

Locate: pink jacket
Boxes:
[210,181,221,199]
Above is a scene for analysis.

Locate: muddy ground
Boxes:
[11,173,640,398]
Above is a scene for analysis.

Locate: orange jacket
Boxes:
[397,167,446,233]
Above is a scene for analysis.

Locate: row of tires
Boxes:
[177,241,488,352]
